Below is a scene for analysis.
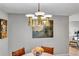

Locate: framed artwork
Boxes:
[0,19,7,39]
[32,20,53,38]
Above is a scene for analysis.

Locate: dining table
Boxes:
[23,52,53,56]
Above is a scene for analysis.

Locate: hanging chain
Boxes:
[38,3,40,12]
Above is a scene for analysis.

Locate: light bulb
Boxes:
[25,14,34,17]
[44,15,52,18]
[35,12,45,16]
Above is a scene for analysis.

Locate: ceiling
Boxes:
[0,3,79,16]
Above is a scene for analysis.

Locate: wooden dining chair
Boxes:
[12,48,25,56]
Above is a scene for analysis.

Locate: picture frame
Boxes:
[0,19,7,39]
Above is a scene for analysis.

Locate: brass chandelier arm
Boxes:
[26,3,52,27]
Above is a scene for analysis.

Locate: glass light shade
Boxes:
[28,17,33,26]
[26,14,34,17]
[35,12,45,16]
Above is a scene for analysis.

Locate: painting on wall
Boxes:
[0,19,7,39]
[32,20,53,38]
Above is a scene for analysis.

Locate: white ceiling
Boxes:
[0,3,79,16]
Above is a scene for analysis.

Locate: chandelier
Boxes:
[26,3,52,27]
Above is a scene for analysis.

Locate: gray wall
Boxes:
[8,14,69,55]
[0,10,8,56]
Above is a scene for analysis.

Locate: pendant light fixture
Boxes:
[26,3,52,27]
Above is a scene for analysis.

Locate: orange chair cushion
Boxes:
[41,46,54,54]
[12,48,25,56]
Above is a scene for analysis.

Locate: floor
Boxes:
[69,46,79,56]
